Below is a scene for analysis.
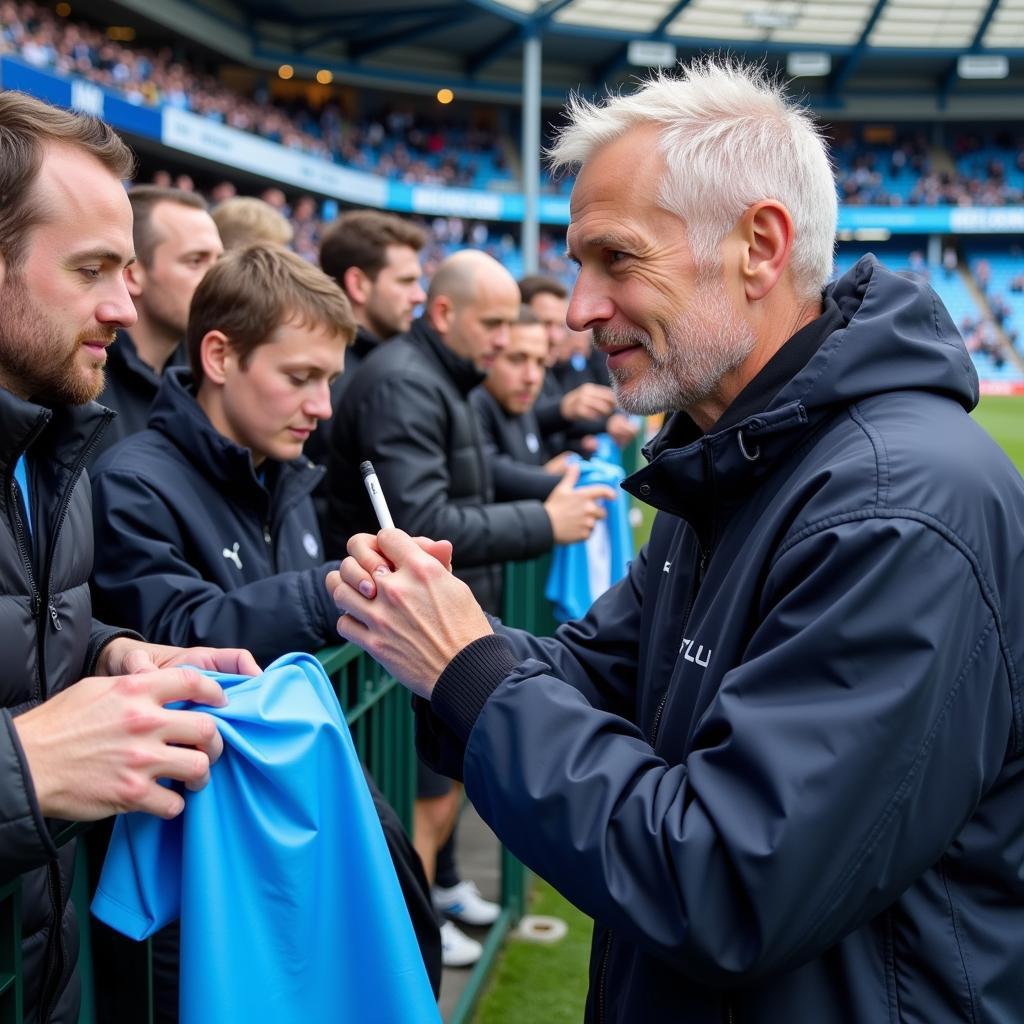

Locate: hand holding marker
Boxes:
[360,460,395,530]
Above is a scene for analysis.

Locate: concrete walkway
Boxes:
[438,803,503,1022]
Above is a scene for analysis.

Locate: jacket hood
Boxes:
[626,256,980,530]
[146,367,322,506]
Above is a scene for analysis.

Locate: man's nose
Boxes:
[96,274,138,329]
[566,274,613,332]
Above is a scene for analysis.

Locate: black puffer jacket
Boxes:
[0,387,133,1023]
[325,317,553,613]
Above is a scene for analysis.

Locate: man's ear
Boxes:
[428,295,454,334]
[342,266,372,307]
[124,260,146,299]
[199,330,233,386]
[739,200,795,302]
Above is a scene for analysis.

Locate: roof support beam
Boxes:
[467,0,577,76]
[827,0,889,103]
[349,10,474,60]
[938,0,1002,105]
[591,0,694,86]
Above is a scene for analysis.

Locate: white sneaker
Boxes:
[440,920,482,968]
[433,879,501,927]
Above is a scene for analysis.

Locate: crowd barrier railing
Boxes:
[0,551,564,1024]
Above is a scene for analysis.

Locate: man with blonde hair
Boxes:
[212,195,295,250]
[329,60,1024,1022]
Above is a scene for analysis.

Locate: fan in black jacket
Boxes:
[325,249,614,614]
[0,91,256,1024]
[89,247,442,1015]
[92,187,222,463]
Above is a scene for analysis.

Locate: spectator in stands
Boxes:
[95,185,222,457]
[89,244,441,1013]
[470,306,569,501]
[211,195,294,250]
[325,249,614,966]
[329,61,1024,1023]
[0,89,257,1024]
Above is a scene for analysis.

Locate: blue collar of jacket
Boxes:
[407,316,486,396]
[0,384,112,474]
[146,367,323,509]
[623,254,979,534]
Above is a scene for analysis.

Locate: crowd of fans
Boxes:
[1,0,508,187]
[6,0,1024,205]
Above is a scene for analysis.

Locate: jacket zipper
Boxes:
[596,543,709,1024]
[8,477,43,688]
[596,928,612,1024]
[649,545,707,749]
[35,412,110,1023]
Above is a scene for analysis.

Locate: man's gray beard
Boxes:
[597,288,756,417]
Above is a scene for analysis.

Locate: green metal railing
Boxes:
[0,439,646,1022]
[0,554,561,1024]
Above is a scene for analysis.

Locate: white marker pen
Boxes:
[360,460,395,530]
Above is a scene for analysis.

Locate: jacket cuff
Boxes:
[431,634,520,742]
[0,710,59,879]
[86,624,145,676]
[310,561,343,641]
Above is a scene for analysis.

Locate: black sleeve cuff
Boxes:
[86,626,145,676]
[431,634,521,742]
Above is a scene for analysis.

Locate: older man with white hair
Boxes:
[328,61,1024,1022]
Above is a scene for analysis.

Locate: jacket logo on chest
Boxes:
[302,531,319,558]
[222,542,243,570]
[679,637,711,668]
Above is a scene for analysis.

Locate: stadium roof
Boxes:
[110,0,1024,109]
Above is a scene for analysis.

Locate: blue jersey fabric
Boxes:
[92,652,440,1024]
[545,454,633,622]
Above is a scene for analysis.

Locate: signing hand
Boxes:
[326,530,490,698]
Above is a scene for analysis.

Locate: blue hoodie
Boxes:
[417,257,1024,1022]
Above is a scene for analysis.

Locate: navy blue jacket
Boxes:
[419,257,1024,1022]
[89,369,339,666]
[91,330,186,463]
